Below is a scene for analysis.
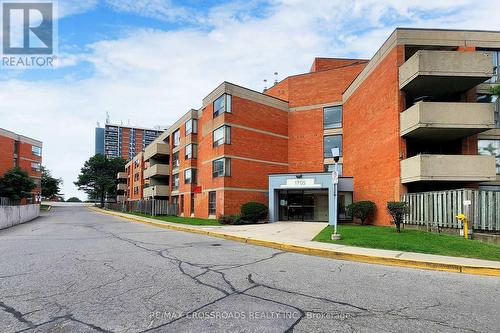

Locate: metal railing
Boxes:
[402,189,500,232]
[105,199,178,216]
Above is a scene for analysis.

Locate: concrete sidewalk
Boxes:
[90,207,500,277]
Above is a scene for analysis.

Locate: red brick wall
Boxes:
[0,135,15,175]
[287,108,324,172]
[310,58,368,73]
[195,91,288,218]
[127,155,145,200]
[266,61,366,107]
[343,45,405,225]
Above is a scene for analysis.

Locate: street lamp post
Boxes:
[331,147,341,240]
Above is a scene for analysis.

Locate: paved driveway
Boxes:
[0,206,498,332]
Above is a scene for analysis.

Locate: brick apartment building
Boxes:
[95,123,163,161]
[118,28,500,225]
[0,128,43,202]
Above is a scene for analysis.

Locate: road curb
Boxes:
[88,207,500,277]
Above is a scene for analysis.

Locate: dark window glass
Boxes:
[324,106,342,129]
[173,129,180,147]
[212,158,230,177]
[213,126,231,147]
[185,119,197,135]
[172,174,179,190]
[324,135,342,158]
[209,191,216,215]
[32,145,42,157]
[213,94,232,118]
[324,163,343,176]
[479,139,500,174]
[173,152,180,168]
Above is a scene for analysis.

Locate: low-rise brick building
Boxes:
[119,28,500,225]
[0,128,43,203]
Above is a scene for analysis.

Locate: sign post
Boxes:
[331,148,341,240]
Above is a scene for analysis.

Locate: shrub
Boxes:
[346,201,376,225]
[67,197,82,202]
[387,201,409,233]
[241,202,268,223]
[218,214,243,225]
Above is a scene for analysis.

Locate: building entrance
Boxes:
[278,190,329,222]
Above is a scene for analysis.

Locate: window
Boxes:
[213,126,231,147]
[208,191,216,215]
[31,145,42,157]
[185,144,198,160]
[185,119,197,136]
[172,174,179,190]
[212,158,231,178]
[324,163,343,176]
[213,94,232,118]
[172,151,180,168]
[184,169,197,184]
[490,51,500,83]
[324,135,343,158]
[134,186,139,195]
[134,173,139,181]
[479,139,500,174]
[190,195,195,215]
[173,129,180,147]
[31,162,41,172]
[324,106,342,129]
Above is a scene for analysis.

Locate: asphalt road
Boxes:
[0,206,499,333]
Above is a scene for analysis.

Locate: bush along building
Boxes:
[0,128,43,203]
[118,28,500,225]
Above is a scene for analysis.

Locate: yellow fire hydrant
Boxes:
[456,214,469,239]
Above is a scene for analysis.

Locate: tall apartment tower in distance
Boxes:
[95,120,164,161]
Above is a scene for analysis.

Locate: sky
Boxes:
[1,0,500,200]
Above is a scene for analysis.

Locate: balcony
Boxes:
[401,154,496,183]
[399,50,493,96]
[400,102,494,140]
[117,183,127,191]
[143,164,169,179]
[117,172,127,179]
[143,185,170,198]
[144,142,169,161]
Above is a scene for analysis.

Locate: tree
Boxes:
[0,167,36,201]
[387,201,409,233]
[74,154,126,208]
[347,201,376,225]
[489,85,500,97]
[67,197,82,203]
[41,166,62,199]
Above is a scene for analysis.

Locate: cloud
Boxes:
[0,0,498,200]
[104,0,195,22]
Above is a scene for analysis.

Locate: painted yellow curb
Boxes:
[88,207,500,277]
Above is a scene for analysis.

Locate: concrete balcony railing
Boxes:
[117,172,127,179]
[144,142,169,161]
[400,102,495,140]
[399,50,493,96]
[143,164,170,179]
[143,185,170,198]
[401,154,496,183]
[117,183,127,191]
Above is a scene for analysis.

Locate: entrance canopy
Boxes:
[268,172,353,224]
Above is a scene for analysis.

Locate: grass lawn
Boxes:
[314,225,500,262]
[127,212,221,226]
